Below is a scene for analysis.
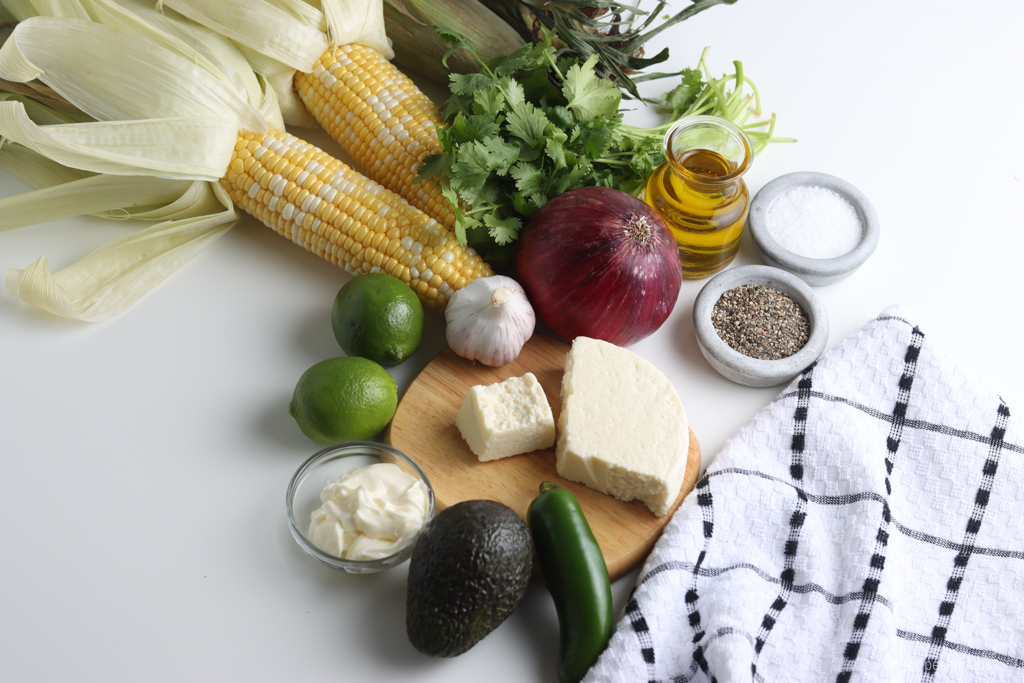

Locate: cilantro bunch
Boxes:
[419,29,786,262]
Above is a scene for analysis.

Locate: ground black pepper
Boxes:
[712,284,810,360]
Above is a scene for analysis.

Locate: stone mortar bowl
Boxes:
[693,265,829,387]
[747,171,880,285]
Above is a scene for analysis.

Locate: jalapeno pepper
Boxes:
[528,482,613,683]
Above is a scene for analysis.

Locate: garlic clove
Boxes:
[445,275,535,367]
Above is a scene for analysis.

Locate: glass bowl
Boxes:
[286,442,435,574]
[693,265,829,388]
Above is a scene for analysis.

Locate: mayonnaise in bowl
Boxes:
[286,442,436,573]
[308,462,430,561]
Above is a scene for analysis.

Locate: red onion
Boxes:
[515,186,682,346]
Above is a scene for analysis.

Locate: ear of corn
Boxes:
[294,43,455,230]
[221,127,491,311]
[158,0,458,229]
[0,15,492,321]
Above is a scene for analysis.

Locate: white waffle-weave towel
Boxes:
[585,305,1023,683]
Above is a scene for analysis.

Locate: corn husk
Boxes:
[0,15,259,320]
[5,188,235,321]
[0,18,264,131]
[4,0,284,127]
[0,146,227,227]
[161,0,393,127]
[0,15,260,180]
[0,140,237,322]
[0,79,91,121]
[2,1,91,21]
[383,0,524,82]
[162,0,393,65]
[159,0,329,72]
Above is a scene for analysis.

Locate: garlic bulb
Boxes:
[445,276,535,366]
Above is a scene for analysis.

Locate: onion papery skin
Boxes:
[515,186,683,346]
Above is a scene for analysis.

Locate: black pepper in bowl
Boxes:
[711,284,810,360]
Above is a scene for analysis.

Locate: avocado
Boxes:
[406,499,533,657]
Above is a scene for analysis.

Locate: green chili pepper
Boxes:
[528,481,614,683]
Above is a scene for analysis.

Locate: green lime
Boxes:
[289,356,398,445]
[331,273,424,367]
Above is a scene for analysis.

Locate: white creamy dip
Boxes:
[308,462,430,561]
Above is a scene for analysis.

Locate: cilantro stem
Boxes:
[462,204,512,217]
[542,45,565,81]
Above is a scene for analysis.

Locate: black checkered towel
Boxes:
[585,306,1023,683]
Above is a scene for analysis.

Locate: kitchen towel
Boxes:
[585,305,1023,683]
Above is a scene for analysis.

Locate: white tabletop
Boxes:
[2,1,1023,680]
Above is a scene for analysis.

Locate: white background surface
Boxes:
[2,1,1023,680]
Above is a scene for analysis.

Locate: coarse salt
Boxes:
[766,186,862,259]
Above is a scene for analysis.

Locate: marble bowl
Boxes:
[747,172,879,285]
[693,265,829,387]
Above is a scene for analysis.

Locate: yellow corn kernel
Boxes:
[294,44,456,231]
[219,128,492,311]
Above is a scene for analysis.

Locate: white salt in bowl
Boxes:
[747,172,879,285]
[693,265,829,387]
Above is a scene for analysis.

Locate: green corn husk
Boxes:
[383,0,524,82]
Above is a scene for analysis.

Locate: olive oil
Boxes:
[644,117,752,279]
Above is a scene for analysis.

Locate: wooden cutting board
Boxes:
[385,333,701,581]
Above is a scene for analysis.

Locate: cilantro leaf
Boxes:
[499,76,526,110]
[660,67,706,117]
[483,210,522,245]
[518,65,563,105]
[575,125,614,158]
[627,153,658,183]
[415,153,445,181]
[452,175,502,209]
[511,192,535,216]
[545,128,569,170]
[547,105,574,130]
[442,92,473,120]
[550,161,594,197]
[449,141,494,189]
[434,26,476,69]
[449,112,500,144]
[449,72,498,97]
[472,89,504,118]
[502,79,551,145]
[506,106,549,145]
[481,136,521,176]
[510,161,546,197]
[491,44,536,77]
[563,55,621,123]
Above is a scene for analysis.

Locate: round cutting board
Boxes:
[385,333,701,581]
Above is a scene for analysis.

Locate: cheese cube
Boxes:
[456,373,556,461]
[556,337,689,517]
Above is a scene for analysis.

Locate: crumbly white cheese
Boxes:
[456,372,556,461]
[556,337,689,517]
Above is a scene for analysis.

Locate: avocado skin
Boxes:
[406,500,533,657]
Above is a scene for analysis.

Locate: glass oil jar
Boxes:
[645,115,753,279]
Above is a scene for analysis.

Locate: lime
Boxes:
[331,273,424,367]
[289,356,398,445]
